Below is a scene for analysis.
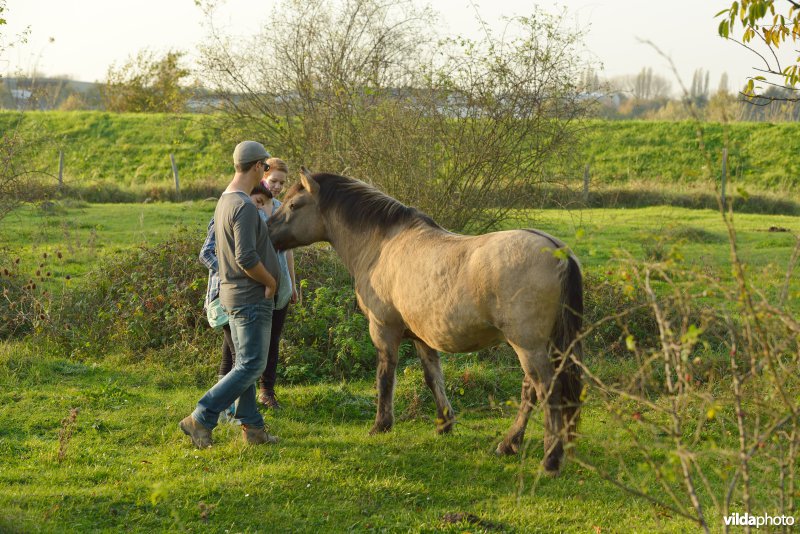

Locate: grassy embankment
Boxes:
[2,111,800,207]
[1,203,798,531]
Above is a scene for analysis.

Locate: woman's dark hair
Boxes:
[250,183,273,199]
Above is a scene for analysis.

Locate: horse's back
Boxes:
[365,227,567,353]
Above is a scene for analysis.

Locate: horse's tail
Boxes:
[552,254,584,440]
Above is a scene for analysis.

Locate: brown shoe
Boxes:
[242,424,279,445]
[258,390,282,410]
[179,415,212,449]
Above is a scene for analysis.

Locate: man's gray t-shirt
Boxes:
[214,191,281,308]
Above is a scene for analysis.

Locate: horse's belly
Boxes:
[407,319,503,354]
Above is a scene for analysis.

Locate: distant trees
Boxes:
[633,67,673,100]
[0,0,28,219]
[102,50,192,113]
[689,68,710,106]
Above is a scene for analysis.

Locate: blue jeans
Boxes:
[192,299,274,429]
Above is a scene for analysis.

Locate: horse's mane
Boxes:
[299,173,442,233]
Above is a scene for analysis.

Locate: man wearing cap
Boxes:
[180,140,282,447]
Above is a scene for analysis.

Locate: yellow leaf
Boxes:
[624,284,635,297]
[625,335,636,352]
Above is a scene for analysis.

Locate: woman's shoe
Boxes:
[258,390,282,410]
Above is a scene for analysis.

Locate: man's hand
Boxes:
[243,262,278,301]
[265,283,276,300]
[290,286,299,305]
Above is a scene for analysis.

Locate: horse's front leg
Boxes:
[368,319,403,434]
[414,340,455,434]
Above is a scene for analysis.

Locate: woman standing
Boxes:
[257,157,298,409]
[199,217,235,387]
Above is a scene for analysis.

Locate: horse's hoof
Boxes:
[436,420,455,435]
[495,441,518,456]
[369,423,392,435]
[543,444,564,474]
[543,466,561,477]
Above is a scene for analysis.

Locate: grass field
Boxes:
[1,343,702,533]
[1,203,799,532]
[3,111,800,198]
[2,201,798,296]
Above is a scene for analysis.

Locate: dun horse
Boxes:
[269,169,584,475]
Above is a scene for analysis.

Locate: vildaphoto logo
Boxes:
[724,513,796,528]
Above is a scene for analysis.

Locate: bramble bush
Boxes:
[49,229,210,357]
[3,233,383,381]
[280,282,375,382]
[0,249,68,339]
[278,245,378,382]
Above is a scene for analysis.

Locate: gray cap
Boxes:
[232,141,270,166]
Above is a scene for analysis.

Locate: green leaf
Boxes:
[552,248,569,260]
[680,324,704,345]
[719,19,730,38]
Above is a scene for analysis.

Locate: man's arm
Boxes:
[233,203,277,298]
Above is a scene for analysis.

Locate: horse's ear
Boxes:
[299,166,319,196]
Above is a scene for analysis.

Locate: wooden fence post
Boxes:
[170,154,180,198]
[721,148,728,211]
[58,150,64,190]
[583,163,590,204]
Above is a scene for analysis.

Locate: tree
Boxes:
[718,71,730,94]
[102,50,191,112]
[0,0,34,220]
[717,0,800,101]
[198,0,595,232]
[612,69,672,101]
[688,68,711,107]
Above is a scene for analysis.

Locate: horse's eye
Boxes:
[289,202,297,211]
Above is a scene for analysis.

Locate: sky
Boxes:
[0,0,758,95]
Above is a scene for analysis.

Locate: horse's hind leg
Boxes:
[498,343,566,476]
[368,320,402,434]
[414,340,455,434]
[496,369,538,456]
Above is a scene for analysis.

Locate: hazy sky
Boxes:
[1,0,757,94]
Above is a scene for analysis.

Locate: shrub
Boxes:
[0,257,40,338]
[274,244,378,382]
[50,229,210,357]
[574,226,800,530]
[0,249,63,340]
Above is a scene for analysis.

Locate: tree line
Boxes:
[5,58,799,122]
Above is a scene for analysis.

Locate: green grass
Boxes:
[4,111,800,197]
[0,341,703,533]
[1,111,235,188]
[0,201,214,286]
[2,202,797,288]
[582,120,800,191]
[535,205,799,265]
[1,203,798,531]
